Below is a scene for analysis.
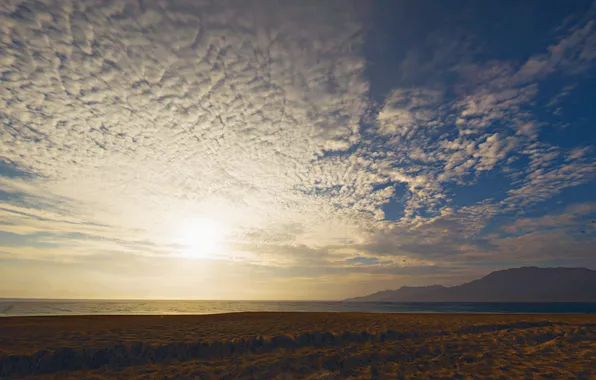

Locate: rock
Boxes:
[271,335,294,349]
[370,365,380,379]
[35,350,59,373]
[459,355,475,363]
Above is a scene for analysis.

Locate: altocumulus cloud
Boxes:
[1,0,372,256]
[1,0,596,299]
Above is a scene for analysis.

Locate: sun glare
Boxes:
[176,218,229,259]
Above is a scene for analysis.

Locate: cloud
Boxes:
[1,0,596,298]
[377,88,443,136]
[1,0,374,259]
[501,202,596,234]
[516,15,596,79]
[362,6,596,228]
[345,256,391,266]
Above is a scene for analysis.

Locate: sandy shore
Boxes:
[1,312,595,379]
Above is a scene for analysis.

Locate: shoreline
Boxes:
[3,307,596,319]
[2,310,596,319]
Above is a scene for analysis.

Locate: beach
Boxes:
[1,312,595,379]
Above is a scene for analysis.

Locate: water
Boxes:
[1,299,596,317]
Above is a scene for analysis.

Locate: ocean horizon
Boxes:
[2,299,596,317]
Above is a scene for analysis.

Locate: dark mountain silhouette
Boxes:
[344,267,596,302]
[345,285,447,302]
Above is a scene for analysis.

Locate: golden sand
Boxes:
[1,312,595,379]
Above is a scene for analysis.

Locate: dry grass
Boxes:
[1,312,595,379]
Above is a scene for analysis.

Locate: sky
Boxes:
[1,0,596,300]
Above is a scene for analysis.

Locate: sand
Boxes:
[1,312,595,379]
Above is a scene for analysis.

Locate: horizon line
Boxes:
[0,297,340,302]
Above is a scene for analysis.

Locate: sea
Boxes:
[1,300,596,317]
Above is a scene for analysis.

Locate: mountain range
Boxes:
[344,267,596,302]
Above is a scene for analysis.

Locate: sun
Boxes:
[176,217,229,259]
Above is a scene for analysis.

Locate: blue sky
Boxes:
[1,0,595,300]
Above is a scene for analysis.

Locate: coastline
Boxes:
[2,312,595,378]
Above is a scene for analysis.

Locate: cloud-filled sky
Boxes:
[1,0,596,300]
